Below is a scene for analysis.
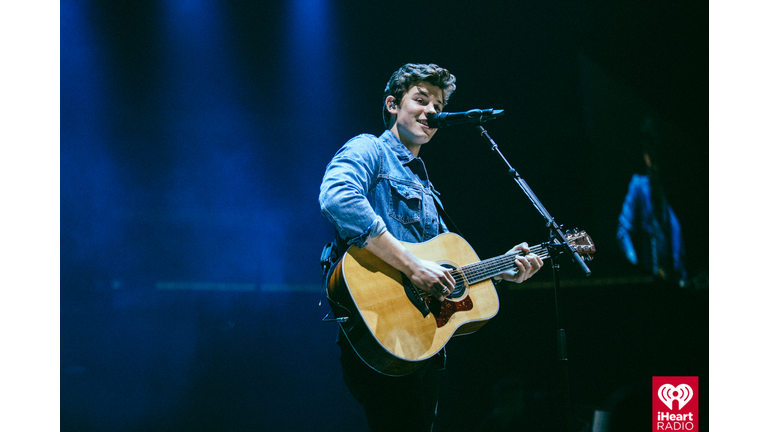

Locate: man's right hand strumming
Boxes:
[364,231,456,301]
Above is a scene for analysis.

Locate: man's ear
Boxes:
[385,95,398,114]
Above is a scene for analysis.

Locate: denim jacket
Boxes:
[319,130,448,252]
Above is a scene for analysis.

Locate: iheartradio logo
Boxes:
[658,383,694,410]
[652,377,698,431]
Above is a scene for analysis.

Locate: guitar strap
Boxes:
[320,241,338,278]
[320,241,350,323]
[431,190,463,237]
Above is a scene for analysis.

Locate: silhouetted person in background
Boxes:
[617,117,687,287]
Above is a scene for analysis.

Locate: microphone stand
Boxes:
[476,125,591,432]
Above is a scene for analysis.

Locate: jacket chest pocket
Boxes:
[388,181,423,225]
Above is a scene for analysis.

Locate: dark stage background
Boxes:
[60,1,708,431]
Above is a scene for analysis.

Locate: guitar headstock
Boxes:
[564,229,596,261]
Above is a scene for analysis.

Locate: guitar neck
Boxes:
[452,243,551,285]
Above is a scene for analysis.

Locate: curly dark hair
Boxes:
[382,63,457,128]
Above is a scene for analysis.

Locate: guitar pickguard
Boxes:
[402,263,473,325]
[425,296,474,327]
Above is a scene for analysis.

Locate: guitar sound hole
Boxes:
[441,264,466,299]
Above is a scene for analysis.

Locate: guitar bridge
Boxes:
[402,274,430,318]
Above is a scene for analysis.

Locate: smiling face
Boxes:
[386,82,445,156]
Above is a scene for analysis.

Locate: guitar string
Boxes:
[419,244,551,299]
[457,246,548,281]
[417,233,592,299]
[455,234,593,284]
[459,244,549,283]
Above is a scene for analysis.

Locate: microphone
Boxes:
[426,109,505,128]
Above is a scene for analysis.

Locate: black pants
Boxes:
[339,338,443,432]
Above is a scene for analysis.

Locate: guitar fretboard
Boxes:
[450,244,551,286]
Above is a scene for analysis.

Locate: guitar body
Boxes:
[326,233,500,376]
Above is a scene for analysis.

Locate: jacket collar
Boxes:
[380,130,416,164]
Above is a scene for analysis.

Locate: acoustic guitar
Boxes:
[326,230,595,376]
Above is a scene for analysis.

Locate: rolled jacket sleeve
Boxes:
[319,134,388,249]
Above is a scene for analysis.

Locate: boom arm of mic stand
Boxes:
[476,126,591,276]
